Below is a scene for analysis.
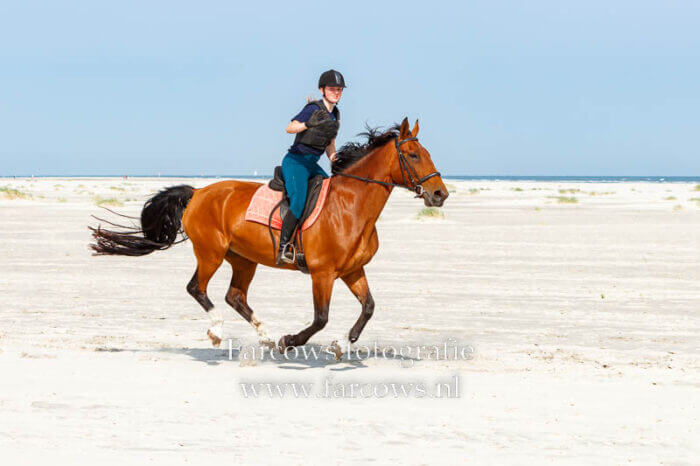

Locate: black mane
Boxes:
[331,124,400,175]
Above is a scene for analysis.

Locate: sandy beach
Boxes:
[0,176,698,465]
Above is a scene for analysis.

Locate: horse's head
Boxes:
[390,117,448,207]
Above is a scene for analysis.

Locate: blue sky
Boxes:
[1,1,698,176]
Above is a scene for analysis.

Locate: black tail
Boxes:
[89,185,195,256]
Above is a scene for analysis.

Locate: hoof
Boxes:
[349,333,359,344]
[260,338,276,351]
[329,340,343,361]
[278,335,295,352]
[207,329,222,348]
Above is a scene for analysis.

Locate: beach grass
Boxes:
[694,184,700,191]
[93,196,124,207]
[558,188,580,194]
[468,188,480,195]
[664,196,677,201]
[549,196,578,204]
[416,207,445,219]
[588,191,615,196]
[0,186,33,200]
[511,187,523,192]
[673,204,683,211]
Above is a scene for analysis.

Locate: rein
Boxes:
[335,136,440,196]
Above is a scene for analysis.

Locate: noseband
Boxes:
[336,136,441,196]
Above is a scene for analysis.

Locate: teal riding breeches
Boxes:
[280,151,328,219]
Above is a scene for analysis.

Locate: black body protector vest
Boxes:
[296,100,340,152]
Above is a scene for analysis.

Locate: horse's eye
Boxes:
[409,152,419,160]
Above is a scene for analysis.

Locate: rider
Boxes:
[276,69,346,265]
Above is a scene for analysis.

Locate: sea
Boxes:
[3,175,699,183]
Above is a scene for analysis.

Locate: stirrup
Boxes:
[278,242,296,265]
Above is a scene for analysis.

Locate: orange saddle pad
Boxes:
[245,178,331,231]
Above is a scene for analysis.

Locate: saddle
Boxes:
[244,166,331,273]
[267,165,327,225]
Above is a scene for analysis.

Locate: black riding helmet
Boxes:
[318,69,346,88]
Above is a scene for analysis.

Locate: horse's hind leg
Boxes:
[341,267,375,344]
[187,246,226,347]
[223,251,271,344]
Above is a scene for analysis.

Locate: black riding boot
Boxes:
[276,211,299,265]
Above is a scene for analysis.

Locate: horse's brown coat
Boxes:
[182,119,447,348]
[94,118,447,348]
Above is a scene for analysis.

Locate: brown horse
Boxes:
[90,118,448,350]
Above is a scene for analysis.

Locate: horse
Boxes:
[90,118,448,350]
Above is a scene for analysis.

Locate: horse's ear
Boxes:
[399,117,410,138]
[411,119,420,137]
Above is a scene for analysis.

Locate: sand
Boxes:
[0,177,698,465]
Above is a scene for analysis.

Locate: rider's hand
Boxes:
[305,110,326,128]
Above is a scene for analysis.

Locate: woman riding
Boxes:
[276,69,346,265]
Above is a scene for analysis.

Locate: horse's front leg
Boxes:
[278,272,335,349]
[341,267,374,343]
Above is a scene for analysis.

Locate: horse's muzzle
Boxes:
[422,188,448,207]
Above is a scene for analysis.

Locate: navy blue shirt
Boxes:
[289,102,339,156]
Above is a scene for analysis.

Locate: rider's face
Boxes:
[322,86,343,103]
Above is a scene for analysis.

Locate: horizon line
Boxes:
[2,174,699,180]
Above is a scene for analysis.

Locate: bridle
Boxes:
[335,136,441,197]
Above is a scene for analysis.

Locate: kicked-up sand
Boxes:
[0,177,698,464]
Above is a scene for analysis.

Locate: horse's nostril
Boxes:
[434,189,444,199]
